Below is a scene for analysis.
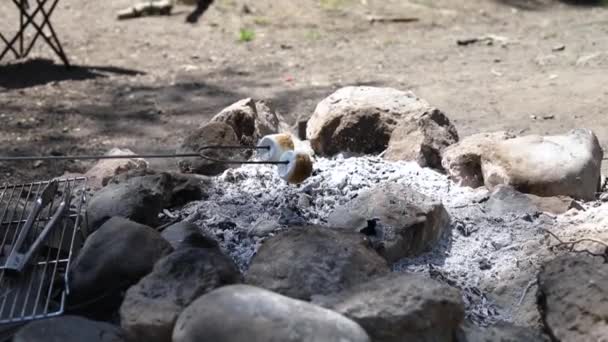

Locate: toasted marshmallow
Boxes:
[257,134,295,162]
[278,150,313,184]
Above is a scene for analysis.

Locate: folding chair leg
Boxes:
[0,34,20,60]
[1,0,69,67]
[23,0,59,56]
[1,0,46,59]
[18,0,70,67]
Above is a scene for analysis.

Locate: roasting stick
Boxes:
[0,145,288,165]
[0,135,315,184]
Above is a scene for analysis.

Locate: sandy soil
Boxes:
[0,0,607,184]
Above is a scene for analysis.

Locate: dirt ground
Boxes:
[0,0,607,185]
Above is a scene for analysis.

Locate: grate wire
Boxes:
[0,177,86,324]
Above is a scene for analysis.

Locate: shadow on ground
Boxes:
[0,58,144,90]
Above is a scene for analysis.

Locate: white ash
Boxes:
[172,154,599,327]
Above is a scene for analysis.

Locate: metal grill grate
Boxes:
[0,177,86,324]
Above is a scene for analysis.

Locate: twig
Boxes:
[367,15,419,24]
[518,278,538,306]
[542,228,608,262]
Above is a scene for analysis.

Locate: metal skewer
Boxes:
[0,145,289,165]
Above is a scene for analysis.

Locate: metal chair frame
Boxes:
[0,0,69,67]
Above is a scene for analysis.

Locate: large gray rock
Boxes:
[210,98,289,146]
[441,131,516,188]
[313,273,464,342]
[120,247,241,342]
[86,173,172,235]
[172,285,371,342]
[384,108,459,170]
[14,316,125,342]
[327,182,451,263]
[456,321,549,342]
[481,129,603,200]
[245,226,390,300]
[177,122,240,176]
[84,148,148,191]
[68,217,173,310]
[538,255,608,341]
[306,86,434,156]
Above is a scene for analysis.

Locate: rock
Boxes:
[161,221,219,250]
[177,122,240,176]
[327,182,451,263]
[456,321,549,342]
[481,129,603,200]
[68,217,173,313]
[313,273,464,342]
[538,255,608,341]
[441,131,516,188]
[86,173,172,234]
[485,185,538,217]
[245,226,390,300]
[84,148,148,191]
[166,173,206,207]
[306,86,434,156]
[210,98,289,146]
[107,169,210,208]
[384,108,459,170]
[254,100,291,136]
[485,185,582,216]
[210,99,257,145]
[172,285,371,342]
[526,193,583,215]
[120,247,241,342]
[106,167,158,183]
[14,316,126,342]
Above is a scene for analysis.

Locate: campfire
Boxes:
[1,87,606,342]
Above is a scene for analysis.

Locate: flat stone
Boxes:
[313,273,464,342]
[245,226,390,300]
[525,193,583,215]
[484,185,538,217]
[172,285,371,342]
[327,182,451,262]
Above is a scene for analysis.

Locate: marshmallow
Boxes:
[257,134,295,162]
[278,151,313,184]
